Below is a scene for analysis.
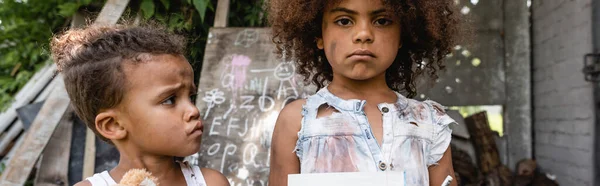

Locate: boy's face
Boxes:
[117,54,202,157]
[318,0,402,81]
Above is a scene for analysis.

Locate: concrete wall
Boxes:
[504,0,532,171]
[531,0,595,185]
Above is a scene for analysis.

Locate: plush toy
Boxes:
[114,169,159,186]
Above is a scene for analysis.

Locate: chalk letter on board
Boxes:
[239,117,249,137]
[227,117,240,136]
[243,143,261,168]
[210,116,223,136]
[220,144,238,172]
[240,95,255,111]
[207,143,221,156]
[259,77,275,112]
[221,73,234,89]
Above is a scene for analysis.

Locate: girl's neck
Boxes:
[328,72,396,102]
[109,151,185,184]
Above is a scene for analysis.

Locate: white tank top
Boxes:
[85,161,207,186]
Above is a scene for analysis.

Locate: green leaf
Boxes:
[140,0,155,19]
[81,0,93,5]
[160,0,170,10]
[208,1,215,11]
[193,0,209,22]
[57,3,80,17]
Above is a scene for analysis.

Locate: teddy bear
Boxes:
[113,169,159,186]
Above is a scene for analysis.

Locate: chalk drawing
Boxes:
[234,29,259,48]
[202,89,226,120]
[273,62,295,81]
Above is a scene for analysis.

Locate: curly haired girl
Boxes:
[268,0,460,185]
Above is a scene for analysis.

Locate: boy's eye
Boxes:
[374,18,392,26]
[335,18,353,26]
[190,93,198,104]
[162,96,176,105]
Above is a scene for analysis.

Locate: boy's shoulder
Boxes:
[200,168,230,186]
[73,180,93,186]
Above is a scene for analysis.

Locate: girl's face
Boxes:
[318,0,402,81]
[117,54,202,157]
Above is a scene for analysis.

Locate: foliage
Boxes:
[0,0,93,110]
[135,0,267,83]
[0,0,267,111]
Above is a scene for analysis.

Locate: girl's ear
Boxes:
[399,42,403,49]
[317,38,324,50]
[95,109,127,141]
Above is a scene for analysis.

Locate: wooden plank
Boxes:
[0,121,23,155]
[0,133,25,164]
[34,108,73,186]
[31,12,85,184]
[10,64,52,102]
[464,111,501,174]
[213,0,230,27]
[0,64,56,133]
[94,0,130,25]
[0,78,70,186]
[82,129,96,179]
[35,77,60,102]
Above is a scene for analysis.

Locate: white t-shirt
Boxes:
[85,161,207,186]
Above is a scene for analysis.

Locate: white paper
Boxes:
[288,172,407,186]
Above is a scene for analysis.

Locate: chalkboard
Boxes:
[195,28,314,186]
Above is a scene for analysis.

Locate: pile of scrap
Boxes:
[449,111,559,186]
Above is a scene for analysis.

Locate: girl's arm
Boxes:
[428,146,457,186]
[268,99,304,186]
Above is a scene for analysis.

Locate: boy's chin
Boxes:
[179,146,201,157]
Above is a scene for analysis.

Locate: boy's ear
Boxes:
[95,109,127,140]
[317,38,324,50]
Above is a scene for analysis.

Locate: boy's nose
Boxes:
[184,103,200,122]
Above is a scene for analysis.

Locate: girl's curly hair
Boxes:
[268,0,460,98]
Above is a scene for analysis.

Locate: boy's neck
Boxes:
[109,151,185,184]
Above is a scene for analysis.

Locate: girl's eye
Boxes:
[162,96,176,105]
[335,18,353,26]
[374,18,392,26]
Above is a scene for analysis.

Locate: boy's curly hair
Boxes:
[268,0,460,98]
[50,23,186,142]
